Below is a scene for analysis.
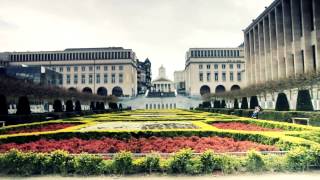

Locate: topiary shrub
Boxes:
[90,102,95,110]
[74,154,104,175]
[75,100,81,112]
[275,93,290,111]
[250,96,259,109]
[233,99,239,109]
[109,102,118,110]
[113,151,133,174]
[245,150,265,172]
[221,100,226,108]
[0,94,8,116]
[296,90,314,111]
[168,149,193,174]
[241,97,248,109]
[65,100,74,112]
[202,101,211,108]
[214,100,221,108]
[100,102,105,110]
[143,153,161,174]
[200,150,220,174]
[16,96,31,115]
[53,100,63,112]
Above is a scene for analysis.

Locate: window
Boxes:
[81,75,86,84]
[52,67,56,71]
[96,74,100,84]
[66,74,70,84]
[119,65,124,70]
[222,64,226,69]
[214,64,218,69]
[119,73,123,83]
[222,72,226,81]
[237,64,241,69]
[229,64,234,69]
[66,66,70,72]
[74,66,78,72]
[207,64,211,69]
[214,72,219,81]
[230,72,234,81]
[81,66,86,72]
[89,66,93,72]
[96,66,100,71]
[59,67,63,72]
[199,73,203,82]
[111,74,116,83]
[104,74,108,83]
[74,74,78,84]
[199,65,203,69]
[237,72,242,81]
[112,66,116,71]
[104,66,108,71]
[89,74,93,84]
[207,72,211,82]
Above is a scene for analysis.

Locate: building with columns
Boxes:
[244,0,320,109]
[1,47,138,97]
[183,47,245,97]
[151,65,175,93]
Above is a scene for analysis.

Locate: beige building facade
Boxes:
[5,47,138,97]
[184,47,245,97]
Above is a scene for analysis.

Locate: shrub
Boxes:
[143,153,161,173]
[16,96,31,115]
[214,101,221,108]
[202,101,211,108]
[186,157,202,175]
[109,102,118,110]
[264,154,286,172]
[100,102,105,110]
[296,90,314,111]
[250,96,259,109]
[221,100,226,108]
[200,150,220,173]
[285,147,313,171]
[220,155,242,174]
[65,100,74,112]
[0,94,8,116]
[275,93,290,111]
[113,151,133,174]
[53,100,63,112]
[49,150,75,175]
[233,99,239,109]
[245,150,265,172]
[75,100,81,112]
[96,102,101,110]
[74,154,104,175]
[168,149,193,174]
[241,97,248,109]
[90,102,95,110]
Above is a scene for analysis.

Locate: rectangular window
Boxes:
[222,64,226,69]
[214,72,219,81]
[89,66,93,72]
[237,72,242,81]
[104,74,108,83]
[237,64,241,69]
[112,66,116,71]
[207,64,211,69]
[74,66,78,72]
[207,72,211,82]
[89,74,93,84]
[214,64,218,69]
[119,65,124,70]
[52,67,56,71]
[59,67,63,72]
[81,74,86,84]
[74,74,78,84]
[96,74,100,84]
[230,72,234,81]
[119,73,123,83]
[96,66,100,71]
[66,66,70,72]
[199,65,203,69]
[229,64,234,69]
[111,74,116,83]
[81,66,86,72]
[104,65,108,71]
[222,72,226,81]
[199,73,203,82]
[66,74,70,84]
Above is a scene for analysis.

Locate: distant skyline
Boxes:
[0,0,274,79]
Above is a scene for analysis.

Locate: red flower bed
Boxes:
[212,122,282,132]
[0,136,278,153]
[5,123,77,135]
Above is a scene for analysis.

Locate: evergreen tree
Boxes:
[296,90,314,111]
[241,97,248,109]
[75,100,82,112]
[53,99,63,112]
[275,93,290,111]
[234,99,239,109]
[16,96,31,115]
[65,100,74,112]
[0,94,8,116]
[221,100,226,108]
[250,96,259,109]
[214,100,221,108]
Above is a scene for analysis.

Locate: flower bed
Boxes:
[4,123,77,135]
[212,122,283,132]
[0,136,278,153]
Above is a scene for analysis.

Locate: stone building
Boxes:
[174,70,186,94]
[151,65,175,94]
[184,47,245,96]
[2,47,138,97]
[243,0,320,109]
[137,58,152,95]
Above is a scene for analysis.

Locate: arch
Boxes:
[68,87,77,92]
[97,87,108,96]
[200,85,211,96]
[82,87,93,94]
[112,86,123,97]
[230,85,241,91]
[215,85,226,94]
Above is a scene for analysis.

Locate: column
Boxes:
[314,0,320,72]
[275,4,286,79]
[258,21,266,83]
[301,0,315,73]
[254,26,261,83]
[269,11,279,80]
[291,0,304,74]
[249,30,256,84]
[244,32,251,85]
[263,16,272,81]
[282,0,295,77]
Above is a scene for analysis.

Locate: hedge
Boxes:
[0,148,319,176]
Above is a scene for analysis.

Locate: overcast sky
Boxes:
[0,0,274,79]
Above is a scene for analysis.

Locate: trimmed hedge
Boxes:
[296,90,314,111]
[276,93,290,111]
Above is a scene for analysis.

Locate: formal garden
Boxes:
[0,109,320,176]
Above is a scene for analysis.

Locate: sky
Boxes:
[0,0,274,80]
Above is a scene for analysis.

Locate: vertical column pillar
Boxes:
[254,26,261,83]
[301,0,314,73]
[263,16,272,81]
[291,0,304,74]
[282,0,295,77]
[269,11,279,80]
[314,0,320,72]
[249,30,256,84]
[244,32,251,86]
[276,4,286,79]
[258,21,266,83]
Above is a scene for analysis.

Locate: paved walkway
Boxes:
[2,172,320,180]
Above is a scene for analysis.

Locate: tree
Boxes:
[75,100,82,112]
[90,102,95,110]
[221,100,226,108]
[202,101,211,108]
[296,90,314,111]
[100,102,105,110]
[0,94,8,116]
[16,96,31,115]
[233,99,239,109]
[213,100,221,108]
[53,99,63,112]
[241,97,248,109]
[275,93,290,111]
[250,96,259,109]
[65,100,74,112]
[109,102,118,110]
